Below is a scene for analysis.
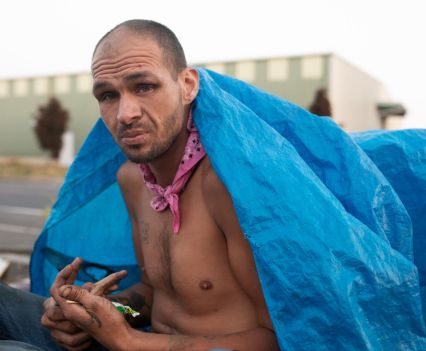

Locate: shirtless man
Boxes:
[39,20,278,351]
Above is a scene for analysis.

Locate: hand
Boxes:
[89,269,128,297]
[43,259,128,351]
[41,296,92,351]
[42,257,92,351]
[57,284,132,351]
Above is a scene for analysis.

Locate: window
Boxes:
[205,63,226,75]
[267,58,289,81]
[13,79,29,97]
[54,76,71,94]
[34,78,49,96]
[0,81,10,98]
[76,74,92,93]
[235,61,256,82]
[301,56,323,79]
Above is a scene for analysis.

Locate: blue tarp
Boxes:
[30,68,426,350]
[352,129,426,321]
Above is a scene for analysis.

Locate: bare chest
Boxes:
[134,176,235,305]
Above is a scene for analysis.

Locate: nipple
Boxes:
[199,280,213,290]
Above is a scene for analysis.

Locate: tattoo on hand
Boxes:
[87,310,102,328]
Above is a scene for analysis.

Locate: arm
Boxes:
[56,161,278,351]
[42,162,153,351]
[58,285,278,351]
[115,161,154,327]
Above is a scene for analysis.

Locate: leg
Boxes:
[0,282,62,351]
[0,283,109,351]
[0,340,46,351]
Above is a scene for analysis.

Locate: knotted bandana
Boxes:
[139,112,206,234]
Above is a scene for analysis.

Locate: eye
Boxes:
[99,92,117,102]
[136,84,155,94]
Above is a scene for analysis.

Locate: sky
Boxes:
[1,0,425,128]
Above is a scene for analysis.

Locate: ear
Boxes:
[179,68,199,106]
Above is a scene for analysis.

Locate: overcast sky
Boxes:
[1,0,425,127]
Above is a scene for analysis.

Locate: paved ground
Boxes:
[0,178,62,253]
[0,178,62,284]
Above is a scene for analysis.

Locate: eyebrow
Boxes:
[123,71,155,82]
[92,71,156,95]
[92,81,110,95]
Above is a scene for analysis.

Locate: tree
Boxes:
[309,88,332,117]
[34,97,69,159]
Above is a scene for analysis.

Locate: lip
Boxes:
[121,132,148,145]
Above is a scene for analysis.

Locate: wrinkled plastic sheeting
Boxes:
[30,68,426,350]
[30,119,139,295]
[353,129,426,321]
[195,69,426,350]
[203,69,413,262]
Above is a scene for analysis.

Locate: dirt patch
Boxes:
[0,157,68,179]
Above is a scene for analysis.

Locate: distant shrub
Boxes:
[309,88,332,118]
[34,97,69,159]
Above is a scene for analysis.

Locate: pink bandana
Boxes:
[139,112,206,234]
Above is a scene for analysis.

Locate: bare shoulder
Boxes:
[117,161,143,189]
[200,157,240,237]
[117,161,144,189]
[200,157,226,200]
[116,161,144,216]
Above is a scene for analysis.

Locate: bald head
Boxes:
[93,19,187,77]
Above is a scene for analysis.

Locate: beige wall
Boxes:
[329,56,387,132]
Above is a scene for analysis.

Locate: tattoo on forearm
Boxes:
[87,310,102,328]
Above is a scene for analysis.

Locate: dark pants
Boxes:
[0,283,106,351]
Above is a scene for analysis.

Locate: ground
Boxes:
[0,157,63,286]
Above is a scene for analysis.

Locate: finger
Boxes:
[81,282,94,291]
[43,297,58,313]
[41,315,81,334]
[43,297,52,310]
[47,306,66,321]
[66,257,83,285]
[41,311,66,323]
[63,340,92,351]
[58,340,92,351]
[43,297,69,326]
[51,328,92,349]
[106,284,119,293]
[58,285,105,329]
[59,284,125,333]
[52,257,83,289]
[90,270,128,296]
[50,258,83,301]
[44,301,66,322]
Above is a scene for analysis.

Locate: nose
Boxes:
[116,94,141,125]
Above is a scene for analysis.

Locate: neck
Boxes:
[147,110,190,187]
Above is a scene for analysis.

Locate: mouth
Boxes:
[120,130,149,146]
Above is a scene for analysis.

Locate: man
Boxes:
[0,20,278,351]
[3,18,426,351]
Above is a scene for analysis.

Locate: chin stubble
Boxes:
[125,115,183,164]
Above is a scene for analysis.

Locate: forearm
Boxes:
[122,326,279,351]
[107,282,152,327]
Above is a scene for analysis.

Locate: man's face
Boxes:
[91,29,197,163]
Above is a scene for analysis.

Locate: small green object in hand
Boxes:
[112,302,140,317]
